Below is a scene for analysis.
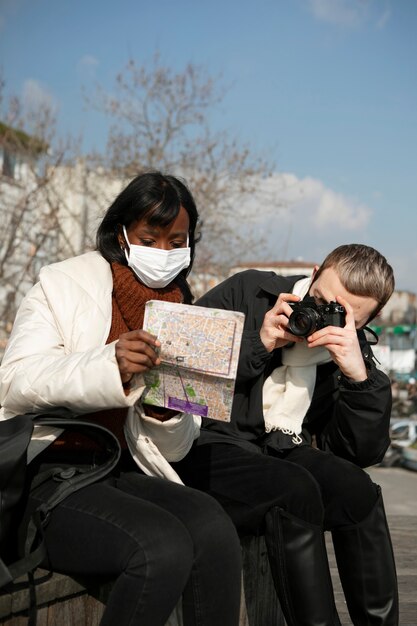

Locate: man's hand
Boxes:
[115,329,161,386]
[306,295,368,382]
[260,293,305,353]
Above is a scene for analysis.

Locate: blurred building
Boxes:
[229,260,316,279]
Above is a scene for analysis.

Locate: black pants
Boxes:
[26,453,242,626]
[174,442,399,626]
[172,442,379,534]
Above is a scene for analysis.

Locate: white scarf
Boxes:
[263,277,331,443]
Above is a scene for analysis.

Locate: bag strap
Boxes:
[2,416,121,585]
[30,417,121,512]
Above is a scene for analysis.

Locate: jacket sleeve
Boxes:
[317,356,392,468]
[197,272,272,382]
[234,330,273,382]
[0,282,144,415]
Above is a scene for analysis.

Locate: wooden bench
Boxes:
[0,536,285,626]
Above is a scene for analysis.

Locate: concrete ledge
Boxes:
[0,569,108,623]
[0,536,285,626]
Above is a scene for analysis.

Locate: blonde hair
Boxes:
[312,244,395,318]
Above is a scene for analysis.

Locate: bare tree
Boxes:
[85,55,277,274]
[0,78,83,343]
[0,57,284,347]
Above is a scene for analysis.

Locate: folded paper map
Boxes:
[141,300,245,422]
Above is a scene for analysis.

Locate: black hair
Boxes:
[96,171,199,302]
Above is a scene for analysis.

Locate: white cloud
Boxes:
[230,172,416,294]
[77,55,99,77]
[302,176,371,229]
[238,172,373,265]
[306,0,391,29]
[22,79,57,112]
[79,55,99,68]
[375,7,391,30]
[307,0,368,27]
[251,172,372,231]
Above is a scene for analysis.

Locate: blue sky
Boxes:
[1,0,417,294]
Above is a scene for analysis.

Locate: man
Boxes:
[173,244,399,626]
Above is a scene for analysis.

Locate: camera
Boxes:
[288,299,346,337]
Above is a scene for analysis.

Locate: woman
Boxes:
[0,172,242,626]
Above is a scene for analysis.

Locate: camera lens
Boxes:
[288,308,320,337]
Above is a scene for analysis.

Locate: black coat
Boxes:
[196,270,392,468]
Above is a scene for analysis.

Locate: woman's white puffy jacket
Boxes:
[0,251,201,483]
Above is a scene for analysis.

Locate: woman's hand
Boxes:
[116,329,161,386]
[260,293,304,352]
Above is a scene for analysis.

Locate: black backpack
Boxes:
[0,412,121,606]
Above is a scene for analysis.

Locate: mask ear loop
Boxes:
[122,225,131,262]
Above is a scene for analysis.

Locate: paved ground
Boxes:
[366,465,417,515]
[326,465,417,626]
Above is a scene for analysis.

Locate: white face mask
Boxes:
[122,226,191,288]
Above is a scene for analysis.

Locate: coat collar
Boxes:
[258,273,309,298]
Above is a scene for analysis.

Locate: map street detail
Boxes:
[142,301,245,421]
